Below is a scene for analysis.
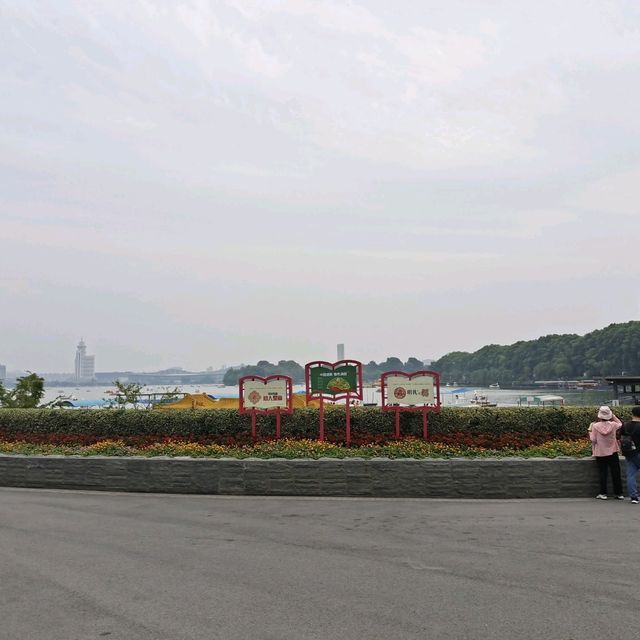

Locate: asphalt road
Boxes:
[1,489,638,640]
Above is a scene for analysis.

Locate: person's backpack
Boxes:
[620,425,637,456]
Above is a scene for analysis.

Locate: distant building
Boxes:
[94,367,228,384]
[604,376,640,405]
[0,363,6,382]
[74,340,95,382]
[337,343,345,360]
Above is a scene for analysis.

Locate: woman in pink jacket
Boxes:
[588,405,623,500]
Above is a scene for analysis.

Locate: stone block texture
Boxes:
[0,455,630,498]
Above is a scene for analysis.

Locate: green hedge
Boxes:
[0,406,631,441]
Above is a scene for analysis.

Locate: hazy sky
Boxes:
[1,0,640,373]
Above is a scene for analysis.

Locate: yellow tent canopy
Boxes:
[155,393,220,410]
[155,393,320,410]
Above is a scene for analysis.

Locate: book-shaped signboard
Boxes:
[381,370,441,439]
[239,375,293,440]
[305,360,363,443]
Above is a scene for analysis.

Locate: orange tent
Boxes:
[155,393,320,410]
[155,393,221,410]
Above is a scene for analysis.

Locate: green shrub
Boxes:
[0,406,631,442]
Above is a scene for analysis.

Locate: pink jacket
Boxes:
[589,417,622,457]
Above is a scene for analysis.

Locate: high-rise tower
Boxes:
[74,339,95,382]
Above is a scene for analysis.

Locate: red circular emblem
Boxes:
[394,387,406,399]
[248,391,261,404]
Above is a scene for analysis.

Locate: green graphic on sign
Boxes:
[309,365,358,395]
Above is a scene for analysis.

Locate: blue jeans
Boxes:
[625,453,640,499]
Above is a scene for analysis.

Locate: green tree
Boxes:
[0,372,45,408]
[113,380,145,408]
[380,357,403,370]
[157,386,181,405]
[363,361,381,382]
[223,368,241,386]
[405,357,425,371]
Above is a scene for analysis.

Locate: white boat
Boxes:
[517,394,564,407]
[489,383,500,389]
[470,392,497,407]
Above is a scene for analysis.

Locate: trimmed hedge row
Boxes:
[0,406,631,443]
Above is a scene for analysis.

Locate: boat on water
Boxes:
[489,383,500,389]
[471,399,497,407]
[470,392,497,407]
[517,394,564,407]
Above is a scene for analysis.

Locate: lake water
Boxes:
[41,384,615,407]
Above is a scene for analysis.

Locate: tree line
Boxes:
[5,321,638,405]
[222,357,428,385]
[430,321,640,386]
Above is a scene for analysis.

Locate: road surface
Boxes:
[1,488,638,639]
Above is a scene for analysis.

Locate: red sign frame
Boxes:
[305,360,363,444]
[381,370,441,439]
[239,375,293,440]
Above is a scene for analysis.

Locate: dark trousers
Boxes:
[596,453,623,495]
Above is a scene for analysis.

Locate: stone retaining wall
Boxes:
[0,455,631,498]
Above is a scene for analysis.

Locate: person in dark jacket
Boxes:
[620,406,640,504]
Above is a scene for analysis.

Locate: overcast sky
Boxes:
[1,0,639,373]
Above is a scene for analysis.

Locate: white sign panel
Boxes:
[242,378,289,410]
[386,375,435,406]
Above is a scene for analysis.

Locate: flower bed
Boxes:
[0,437,592,459]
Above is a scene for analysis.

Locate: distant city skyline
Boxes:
[1,335,433,375]
[1,341,430,376]
[0,321,621,376]
[1,2,639,372]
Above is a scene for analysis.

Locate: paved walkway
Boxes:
[1,489,638,639]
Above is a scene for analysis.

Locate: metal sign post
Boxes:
[239,375,293,441]
[381,370,441,440]
[305,360,363,444]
